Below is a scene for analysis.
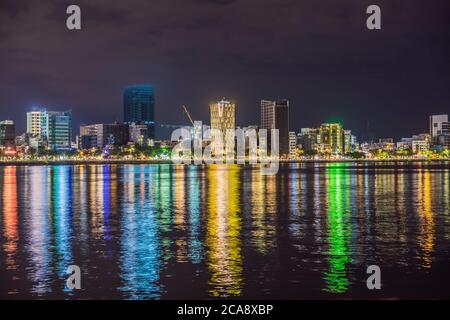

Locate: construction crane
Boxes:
[182,105,194,126]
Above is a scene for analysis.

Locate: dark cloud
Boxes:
[194,0,238,5]
[1,0,450,140]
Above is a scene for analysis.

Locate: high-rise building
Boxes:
[80,123,129,149]
[27,111,44,136]
[260,99,289,155]
[436,121,450,148]
[27,109,72,151]
[42,111,73,151]
[298,128,319,153]
[429,114,448,138]
[129,122,149,146]
[289,131,297,158]
[0,120,15,147]
[442,122,450,134]
[210,98,235,136]
[344,129,352,154]
[319,123,344,155]
[124,85,155,138]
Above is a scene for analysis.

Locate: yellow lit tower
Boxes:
[319,123,344,155]
[210,98,235,134]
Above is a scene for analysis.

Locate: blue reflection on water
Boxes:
[119,165,162,299]
[188,166,203,264]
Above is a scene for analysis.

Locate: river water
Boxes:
[0,162,449,299]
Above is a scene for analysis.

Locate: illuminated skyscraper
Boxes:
[42,111,73,151]
[27,111,44,136]
[343,130,352,154]
[27,109,72,151]
[260,99,289,155]
[289,131,297,158]
[210,98,235,135]
[124,85,155,138]
[319,123,344,155]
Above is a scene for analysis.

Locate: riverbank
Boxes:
[1,158,450,166]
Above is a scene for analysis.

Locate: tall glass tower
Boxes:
[123,85,155,138]
[26,109,72,151]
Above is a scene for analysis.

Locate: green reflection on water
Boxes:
[324,163,351,293]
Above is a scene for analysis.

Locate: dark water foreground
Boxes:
[0,162,449,299]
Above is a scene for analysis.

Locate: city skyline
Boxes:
[6,94,450,145]
[1,0,450,140]
[1,1,450,303]
[1,97,448,153]
[1,94,447,160]
[3,87,450,143]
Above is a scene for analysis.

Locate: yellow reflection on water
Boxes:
[174,164,188,262]
[206,165,243,297]
[443,170,450,240]
[249,169,276,254]
[417,169,435,269]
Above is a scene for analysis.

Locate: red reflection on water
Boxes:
[2,166,18,270]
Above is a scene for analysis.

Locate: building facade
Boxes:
[124,85,155,138]
[429,114,448,138]
[289,131,297,158]
[129,122,149,146]
[343,130,353,154]
[26,111,43,136]
[398,133,430,153]
[80,123,129,149]
[27,109,72,151]
[319,123,343,155]
[260,99,289,155]
[210,98,235,137]
[298,128,319,153]
[41,111,73,151]
[0,120,16,147]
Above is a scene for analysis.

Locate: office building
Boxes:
[344,130,353,154]
[210,98,235,136]
[124,85,155,138]
[27,111,44,136]
[436,121,450,148]
[289,131,297,158]
[80,123,129,149]
[398,133,430,153]
[0,120,16,147]
[319,123,343,155]
[129,122,149,146]
[260,99,289,155]
[298,128,319,153]
[27,109,72,151]
[42,111,73,151]
[429,114,448,138]
[438,134,450,148]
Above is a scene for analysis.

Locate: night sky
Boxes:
[1,0,449,140]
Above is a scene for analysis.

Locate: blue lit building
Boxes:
[26,109,72,151]
[123,85,155,138]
